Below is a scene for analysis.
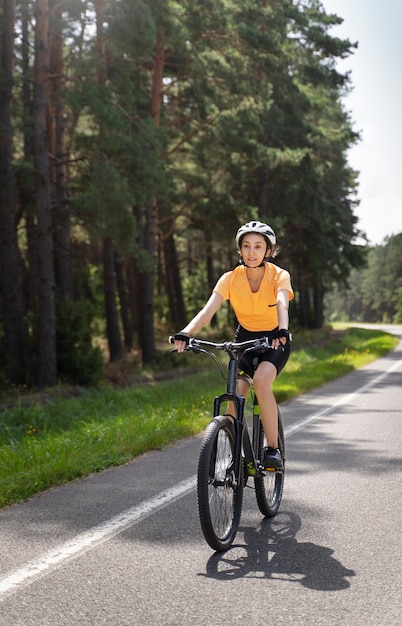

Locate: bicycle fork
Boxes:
[213,392,261,484]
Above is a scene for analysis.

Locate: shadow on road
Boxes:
[201,511,355,591]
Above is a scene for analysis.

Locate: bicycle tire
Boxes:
[254,408,285,517]
[197,416,244,551]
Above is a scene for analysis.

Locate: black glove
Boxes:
[173,332,191,345]
[272,329,291,343]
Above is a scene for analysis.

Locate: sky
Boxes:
[321,0,402,245]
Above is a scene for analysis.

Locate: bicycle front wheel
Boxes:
[197,416,244,551]
[254,408,285,517]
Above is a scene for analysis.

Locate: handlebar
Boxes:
[168,335,280,352]
[168,333,292,379]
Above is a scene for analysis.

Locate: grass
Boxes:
[273,325,397,402]
[0,326,398,509]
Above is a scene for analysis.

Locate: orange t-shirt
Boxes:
[213,263,294,332]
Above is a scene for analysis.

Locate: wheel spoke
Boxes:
[197,416,243,551]
[254,410,285,517]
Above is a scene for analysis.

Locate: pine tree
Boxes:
[33,0,57,387]
[0,0,26,384]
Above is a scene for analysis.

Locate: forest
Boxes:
[325,234,402,324]
[0,0,395,390]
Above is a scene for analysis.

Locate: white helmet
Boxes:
[236,221,276,248]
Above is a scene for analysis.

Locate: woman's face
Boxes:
[240,233,269,267]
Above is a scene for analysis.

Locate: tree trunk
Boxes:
[137,26,165,363]
[298,288,311,329]
[0,0,26,384]
[151,27,165,127]
[115,252,133,350]
[33,0,57,387]
[49,0,73,300]
[20,0,38,318]
[94,0,125,362]
[163,232,186,330]
[313,283,324,329]
[139,200,157,364]
[126,258,140,345]
[103,237,123,361]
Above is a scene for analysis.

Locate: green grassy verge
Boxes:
[0,327,398,508]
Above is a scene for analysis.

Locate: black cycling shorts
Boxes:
[234,325,291,379]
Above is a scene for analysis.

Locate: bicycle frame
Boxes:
[212,350,263,484]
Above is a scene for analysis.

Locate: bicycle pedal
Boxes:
[259,462,278,472]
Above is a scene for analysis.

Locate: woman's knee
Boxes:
[254,361,277,388]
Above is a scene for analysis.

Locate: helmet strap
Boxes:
[239,257,266,268]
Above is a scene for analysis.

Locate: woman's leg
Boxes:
[253,361,278,448]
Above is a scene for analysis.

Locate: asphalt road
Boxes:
[1,324,401,625]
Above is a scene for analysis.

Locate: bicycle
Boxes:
[169,335,286,552]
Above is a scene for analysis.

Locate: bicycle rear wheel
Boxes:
[197,415,244,551]
[254,409,285,517]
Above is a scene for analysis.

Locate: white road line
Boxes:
[1,355,401,598]
[0,476,196,597]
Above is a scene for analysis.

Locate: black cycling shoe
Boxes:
[263,447,284,470]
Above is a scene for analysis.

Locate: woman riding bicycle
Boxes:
[174,220,294,470]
